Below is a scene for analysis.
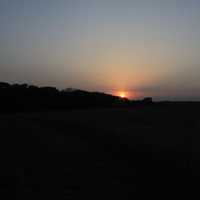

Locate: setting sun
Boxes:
[119,92,126,98]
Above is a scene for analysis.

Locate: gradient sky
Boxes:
[1,0,200,100]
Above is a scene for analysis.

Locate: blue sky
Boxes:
[1,0,200,100]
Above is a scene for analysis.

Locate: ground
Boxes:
[0,105,200,199]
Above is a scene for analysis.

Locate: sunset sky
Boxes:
[1,0,200,100]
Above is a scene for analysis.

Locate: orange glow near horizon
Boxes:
[110,90,138,99]
[115,91,129,99]
[119,92,126,98]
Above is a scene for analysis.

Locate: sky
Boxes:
[0,0,200,100]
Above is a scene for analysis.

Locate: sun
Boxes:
[119,92,126,98]
[114,91,129,99]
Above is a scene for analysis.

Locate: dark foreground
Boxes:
[1,104,200,199]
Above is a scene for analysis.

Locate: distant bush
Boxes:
[0,82,131,113]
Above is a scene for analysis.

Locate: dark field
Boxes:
[1,104,200,199]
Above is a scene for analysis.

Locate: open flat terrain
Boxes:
[1,105,200,199]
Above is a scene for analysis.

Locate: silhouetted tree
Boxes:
[0,82,156,113]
